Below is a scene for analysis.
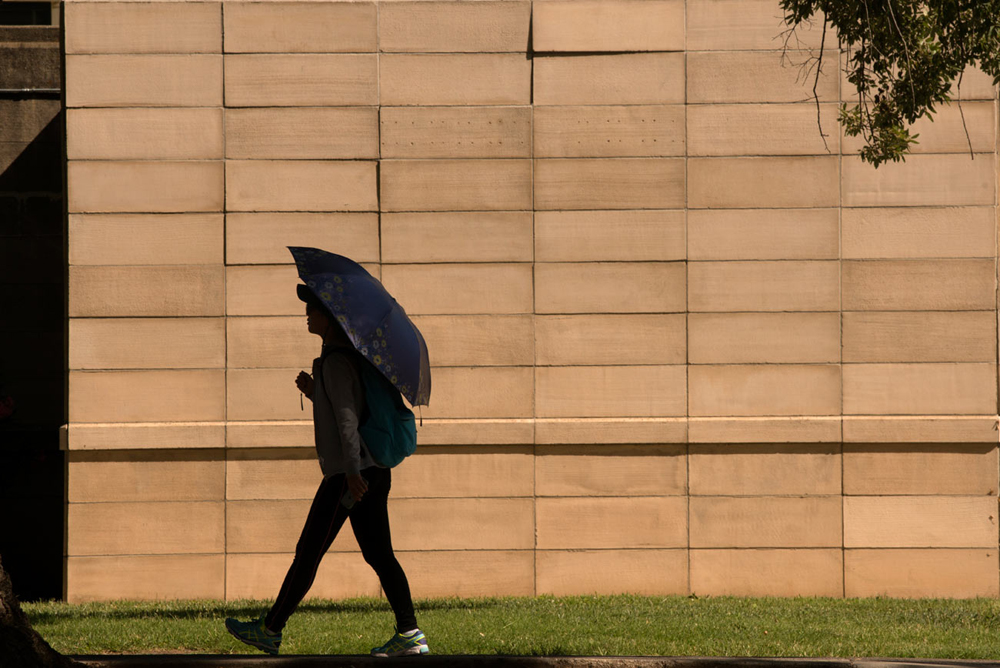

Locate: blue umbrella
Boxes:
[289,247,431,407]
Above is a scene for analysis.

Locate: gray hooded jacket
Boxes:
[312,344,378,477]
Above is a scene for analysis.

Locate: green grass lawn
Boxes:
[22,595,1000,658]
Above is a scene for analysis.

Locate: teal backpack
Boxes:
[358,361,417,468]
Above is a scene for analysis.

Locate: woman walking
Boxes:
[225,249,430,657]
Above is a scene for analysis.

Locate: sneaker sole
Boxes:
[225,620,280,656]
[372,646,429,658]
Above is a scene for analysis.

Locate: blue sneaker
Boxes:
[371,628,429,657]
[225,614,282,655]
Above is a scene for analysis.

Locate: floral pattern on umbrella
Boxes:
[291,246,431,407]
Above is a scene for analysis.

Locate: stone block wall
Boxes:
[62,0,1000,602]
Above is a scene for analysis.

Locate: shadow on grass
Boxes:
[27,596,507,624]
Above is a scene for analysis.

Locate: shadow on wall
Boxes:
[0,38,66,600]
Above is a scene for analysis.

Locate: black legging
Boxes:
[264,466,417,633]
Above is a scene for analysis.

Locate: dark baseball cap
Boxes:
[296,284,323,308]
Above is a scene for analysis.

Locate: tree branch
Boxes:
[813,16,831,153]
[955,69,975,160]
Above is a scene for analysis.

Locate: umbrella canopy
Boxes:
[289,246,431,407]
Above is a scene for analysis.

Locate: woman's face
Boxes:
[306,303,330,336]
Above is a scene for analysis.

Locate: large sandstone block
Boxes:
[69,265,225,317]
[688,417,841,444]
[68,501,224,556]
[687,0,826,50]
[688,365,842,417]
[416,420,534,446]
[689,444,841,496]
[532,0,684,52]
[534,105,684,158]
[535,262,686,314]
[844,415,996,443]
[227,499,359,553]
[688,209,838,261]
[690,496,842,547]
[0,39,59,92]
[65,2,222,54]
[401,550,535,598]
[534,53,685,105]
[844,444,998,496]
[688,51,839,103]
[535,365,687,418]
[226,423,313,449]
[226,160,377,212]
[226,553,379,601]
[381,263,533,315]
[843,64,998,102]
[380,159,532,212]
[225,213,379,265]
[224,54,377,106]
[534,158,685,210]
[688,312,840,364]
[845,549,999,598]
[0,98,60,144]
[226,449,321,501]
[380,54,531,105]
[842,101,995,155]
[67,555,225,603]
[842,312,997,363]
[69,214,223,265]
[843,363,997,415]
[227,265,320,317]
[535,210,686,262]
[536,445,686,497]
[227,368,312,421]
[64,423,226,451]
[66,54,222,107]
[843,154,995,207]
[536,497,688,549]
[952,66,1000,99]
[70,317,225,370]
[844,496,997,548]
[68,161,224,213]
[67,108,223,160]
[67,450,225,503]
[382,212,533,263]
[223,2,376,53]
[408,315,534,366]
[690,549,843,597]
[535,419,687,446]
[392,446,534,499]
[842,259,995,311]
[380,106,531,159]
[841,206,995,259]
[390,498,535,550]
[69,369,225,422]
[380,1,530,52]
[843,417,998,444]
[227,317,316,370]
[688,103,840,155]
[225,108,378,160]
[688,261,839,312]
[537,549,688,596]
[416,367,534,419]
[688,156,839,208]
[536,314,686,365]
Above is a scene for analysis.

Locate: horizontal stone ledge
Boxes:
[61,415,1000,450]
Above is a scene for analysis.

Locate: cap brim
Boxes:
[297,284,321,305]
